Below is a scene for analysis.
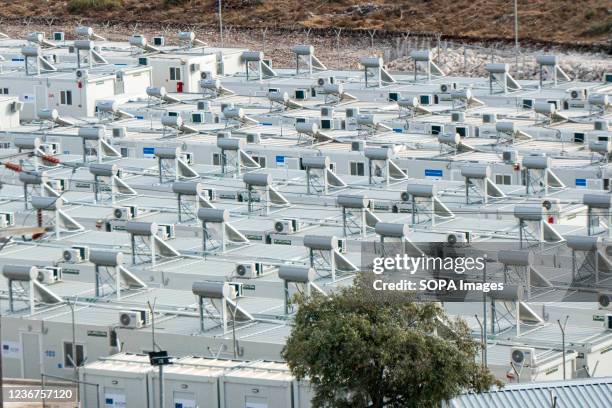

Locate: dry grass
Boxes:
[0,0,609,45]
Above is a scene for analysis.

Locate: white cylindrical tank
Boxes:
[200,79,221,90]
[172,181,203,196]
[410,50,431,61]
[497,250,532,266]
[26,32,44,43]
[495,121,516,134]
[192,281,229,298]
[197,208,229,223]
[161,115,183,129]
[513,205,543,221]
[268,91,289,103]
[178,31,196,42]
[535,55,558,66]
[89,164,118,177]
[488,285,523,301]
[295,122,318,136]
[38,108,59,121]
[74,40,94,50]
[19,171,48,185]
[583,194,612,209]
[588,94,609,107]
[301,156,329,169]
[337,194,369,209]
[75,26,94,37]
[31,196,62,210]
[522,156,550,170]
[364,147,391,161]
[322,82,343,95]
[242,51,263,61]
[485,63,509,73]
[461,165,491,179]
[303,235,338,251]
[397,97,419,108]
[89,250,123,267]
[21,46,41,57]
[222,107,244,119]
[146,86,167,98]
[129,35,147,47]
[588,140,612,154]
[78,127,105,141]
[2,265,37,281]
[375,222,408,238]
[534,101,556,115]
[438,133,460,145]
[278,265,314,283]
[125,221,157,236]
[95,100,118,113]
[243,172,272,187]
[292,44,314,55]
[154,147,179,159]
[14,135,41,150]
[566,235,599,252]
[217,137,243,151]
[406,184,436,198]
[359,56,383,68]
[451,88,472,101]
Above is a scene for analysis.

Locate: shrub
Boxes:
[67,0,122,13]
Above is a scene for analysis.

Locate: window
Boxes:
[60,90,72,105]
[495,174,512,185]
[63,342,84,368]
[169,67,181,81]
[120,148,129,158]
[213,153,221,166]
[0,88,8,94]
[350,161,365,176]
[252,156,266,168]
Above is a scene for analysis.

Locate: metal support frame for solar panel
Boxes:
[584,194,612,237]
[2,265,62,315]
[486,286,522,336]
[155,148,181,183]
[193,281,230,334]
[305,238,338,282]
[536,55,571,88]
[485,63,521,94]
[567,237,605,285]
[410,50,445,82]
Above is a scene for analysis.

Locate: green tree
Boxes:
[282,274,501,408]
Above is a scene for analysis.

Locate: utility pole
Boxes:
[218,0,224,48]
[558,315,569,380]
[514,0,519,74]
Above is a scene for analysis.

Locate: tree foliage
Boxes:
[282,274,501,408]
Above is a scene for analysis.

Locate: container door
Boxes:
[21,333,40,379]
[173,391,197,408]
[245,396,268,408]
[177,81,184,93]
[104,387,127,408]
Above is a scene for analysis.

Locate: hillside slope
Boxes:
[0,0,610,46]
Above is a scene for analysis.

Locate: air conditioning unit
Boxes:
[336,238,347,253]
[595,120,609,131]
[49,179,66,191]
[388,92,400,102]
[237,191,260,202]
[235,262,264,278]
[182,152,194,165]
[113,206,137,220]
[0,212,15,227]
[605,314,612,330]
[228,282,243,298]
[118,310,150,329]
[321,107,334,117]
[197,100,211,111]
[522,98,534,109]
[76,69,88,79]
[201,71,213,80]
[598,292,612,310]
[62,245,90,264]
[203,188,217,201]
[157,224,176,240]
[419,94,433,105]
[451,112,465,122]
[138,57,148,66]
[320,118,333,130]
[53,32,65,41]
[191,112,203,123]
[246,133,261,144]
[153,36,165,46]
[294,89,308,100]
[10,101,24,113]
[569,88,587,100]
[316,77,327,87]
[351,140,366,151]
[503,150,518,164]
[37,267,62,284]
[482,113,497,123]
[455,126,470,138]
[439,83,456,93]
[511,347,537,368]
[446,233,467,245]
[273,219,297,234]
[345,108,359,118]
[110,127,126,138]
